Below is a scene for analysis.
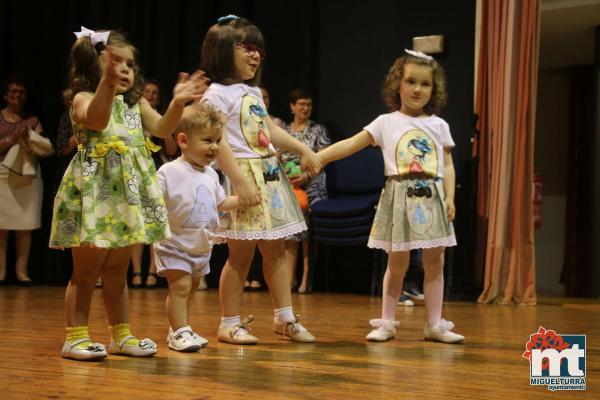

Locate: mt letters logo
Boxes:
[523,326,586,391]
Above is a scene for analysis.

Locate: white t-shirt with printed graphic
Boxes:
[202,82,275,159]
[155,158,225,255]
[364,111,455,177]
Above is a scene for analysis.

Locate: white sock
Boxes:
[274,307,295,324]
[220,316,240,329]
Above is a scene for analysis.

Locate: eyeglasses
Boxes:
[236,42,266,59]
[7,88,26,95]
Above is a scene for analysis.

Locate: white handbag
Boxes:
[28,129,55,158]
[1,142,37,177]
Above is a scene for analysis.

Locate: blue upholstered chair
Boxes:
[308,146,386,293]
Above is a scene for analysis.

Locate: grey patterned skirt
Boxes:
[368,176,457,252]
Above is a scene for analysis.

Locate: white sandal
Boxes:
[167,326,206,352]
[61,338,107,361]
[109,335,157,357]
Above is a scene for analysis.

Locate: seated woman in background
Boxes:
[0,74,45,286]
[280,89,331,293]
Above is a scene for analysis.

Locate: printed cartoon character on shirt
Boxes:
[396,129,438,178]
[396,129,439,235]
[240,95,273,157]
[240,94,295,225]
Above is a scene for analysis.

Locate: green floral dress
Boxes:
[49,95,170,248]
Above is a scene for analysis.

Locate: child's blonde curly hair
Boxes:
[177,102,226,137]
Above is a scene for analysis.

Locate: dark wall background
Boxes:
[2,0,476,294]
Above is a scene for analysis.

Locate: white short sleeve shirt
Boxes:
[364,112,455,177]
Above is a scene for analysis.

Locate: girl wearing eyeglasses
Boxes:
[200,15,321,345]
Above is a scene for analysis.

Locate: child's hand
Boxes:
[300,151,322,177]
[444,198,456,222]
[316,152,329,169]
[100,46,125,87]
[172,70,210,106]
[236,180,261,208]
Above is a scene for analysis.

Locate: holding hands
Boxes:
[300,150,322,177]
[236,180,261,208]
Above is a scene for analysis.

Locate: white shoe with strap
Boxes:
[168,326,205,352]
[424,319,464,344]
[273,316,316,343]
[61,339,107,361]
[109,335,157,357]
[366,319,400,342]
[217,316,258,345]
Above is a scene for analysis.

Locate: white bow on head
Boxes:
[405,49,434,61]
[74,26,110,47]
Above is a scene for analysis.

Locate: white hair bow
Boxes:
[405,49,434,61]
[74,26,110,47]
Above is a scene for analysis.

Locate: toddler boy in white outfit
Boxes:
[154,103,239,352]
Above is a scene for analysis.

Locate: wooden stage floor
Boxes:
[0,286,597,399]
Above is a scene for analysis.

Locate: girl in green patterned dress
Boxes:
[51,27,207,361]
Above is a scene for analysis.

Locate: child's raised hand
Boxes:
[100,46,125,87]
[444,198,456,222]
[172,70,210,106]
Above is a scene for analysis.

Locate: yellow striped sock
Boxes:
[109,323,139,347]
[65,326,91,350]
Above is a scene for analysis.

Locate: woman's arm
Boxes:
[141,71,208,138]
[0,129,23,152]
[317,129,374,166]
[18,117,46,154]
[442,147,456,222]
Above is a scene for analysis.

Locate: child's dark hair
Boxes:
[382,54,447,115]
[289,88,312,104]
[63,30,144,107]
[201,17,264,86]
